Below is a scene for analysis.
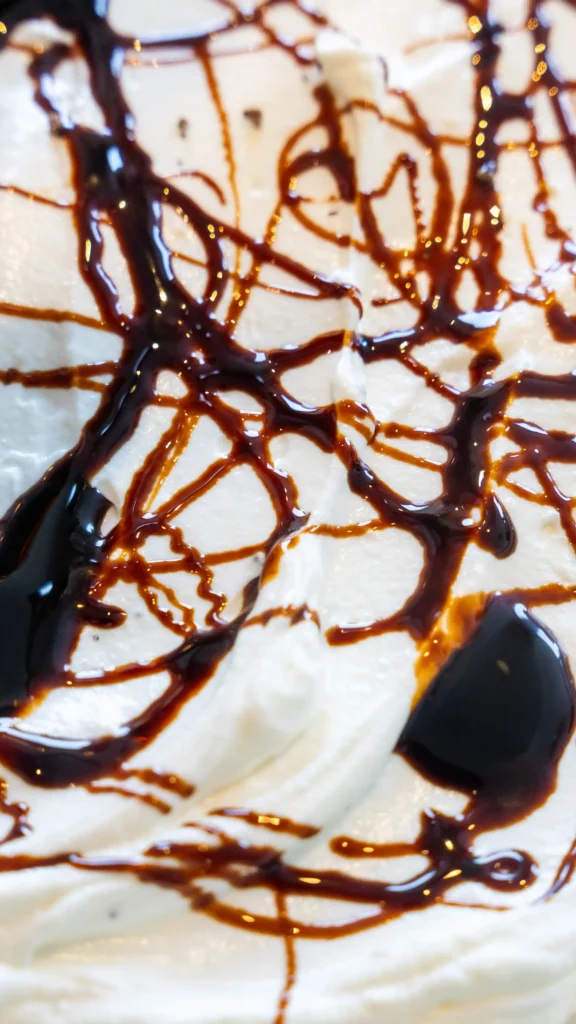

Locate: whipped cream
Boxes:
[1,1,576,1022]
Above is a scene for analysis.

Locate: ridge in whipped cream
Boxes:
[1,0,576,1022]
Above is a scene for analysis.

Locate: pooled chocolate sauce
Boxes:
[0,464,115,716]
[398,597,576,823]
[0,0,575,1020]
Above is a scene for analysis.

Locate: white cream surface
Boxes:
[1,1,576,1022]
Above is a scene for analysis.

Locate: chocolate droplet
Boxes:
[243,108,263,129]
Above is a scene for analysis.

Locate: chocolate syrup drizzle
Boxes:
[1,0,576,1019]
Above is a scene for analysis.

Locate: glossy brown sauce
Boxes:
[0,0,575,1021]
[210,808,320,840]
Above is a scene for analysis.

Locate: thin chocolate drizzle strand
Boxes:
[0,0,576,1018]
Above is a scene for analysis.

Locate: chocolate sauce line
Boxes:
[0,362,117,392]
[210,808,320,840]
[329,379,514,644]
[0,776,29,845]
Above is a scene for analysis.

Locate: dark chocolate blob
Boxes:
[398,597,576,823]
